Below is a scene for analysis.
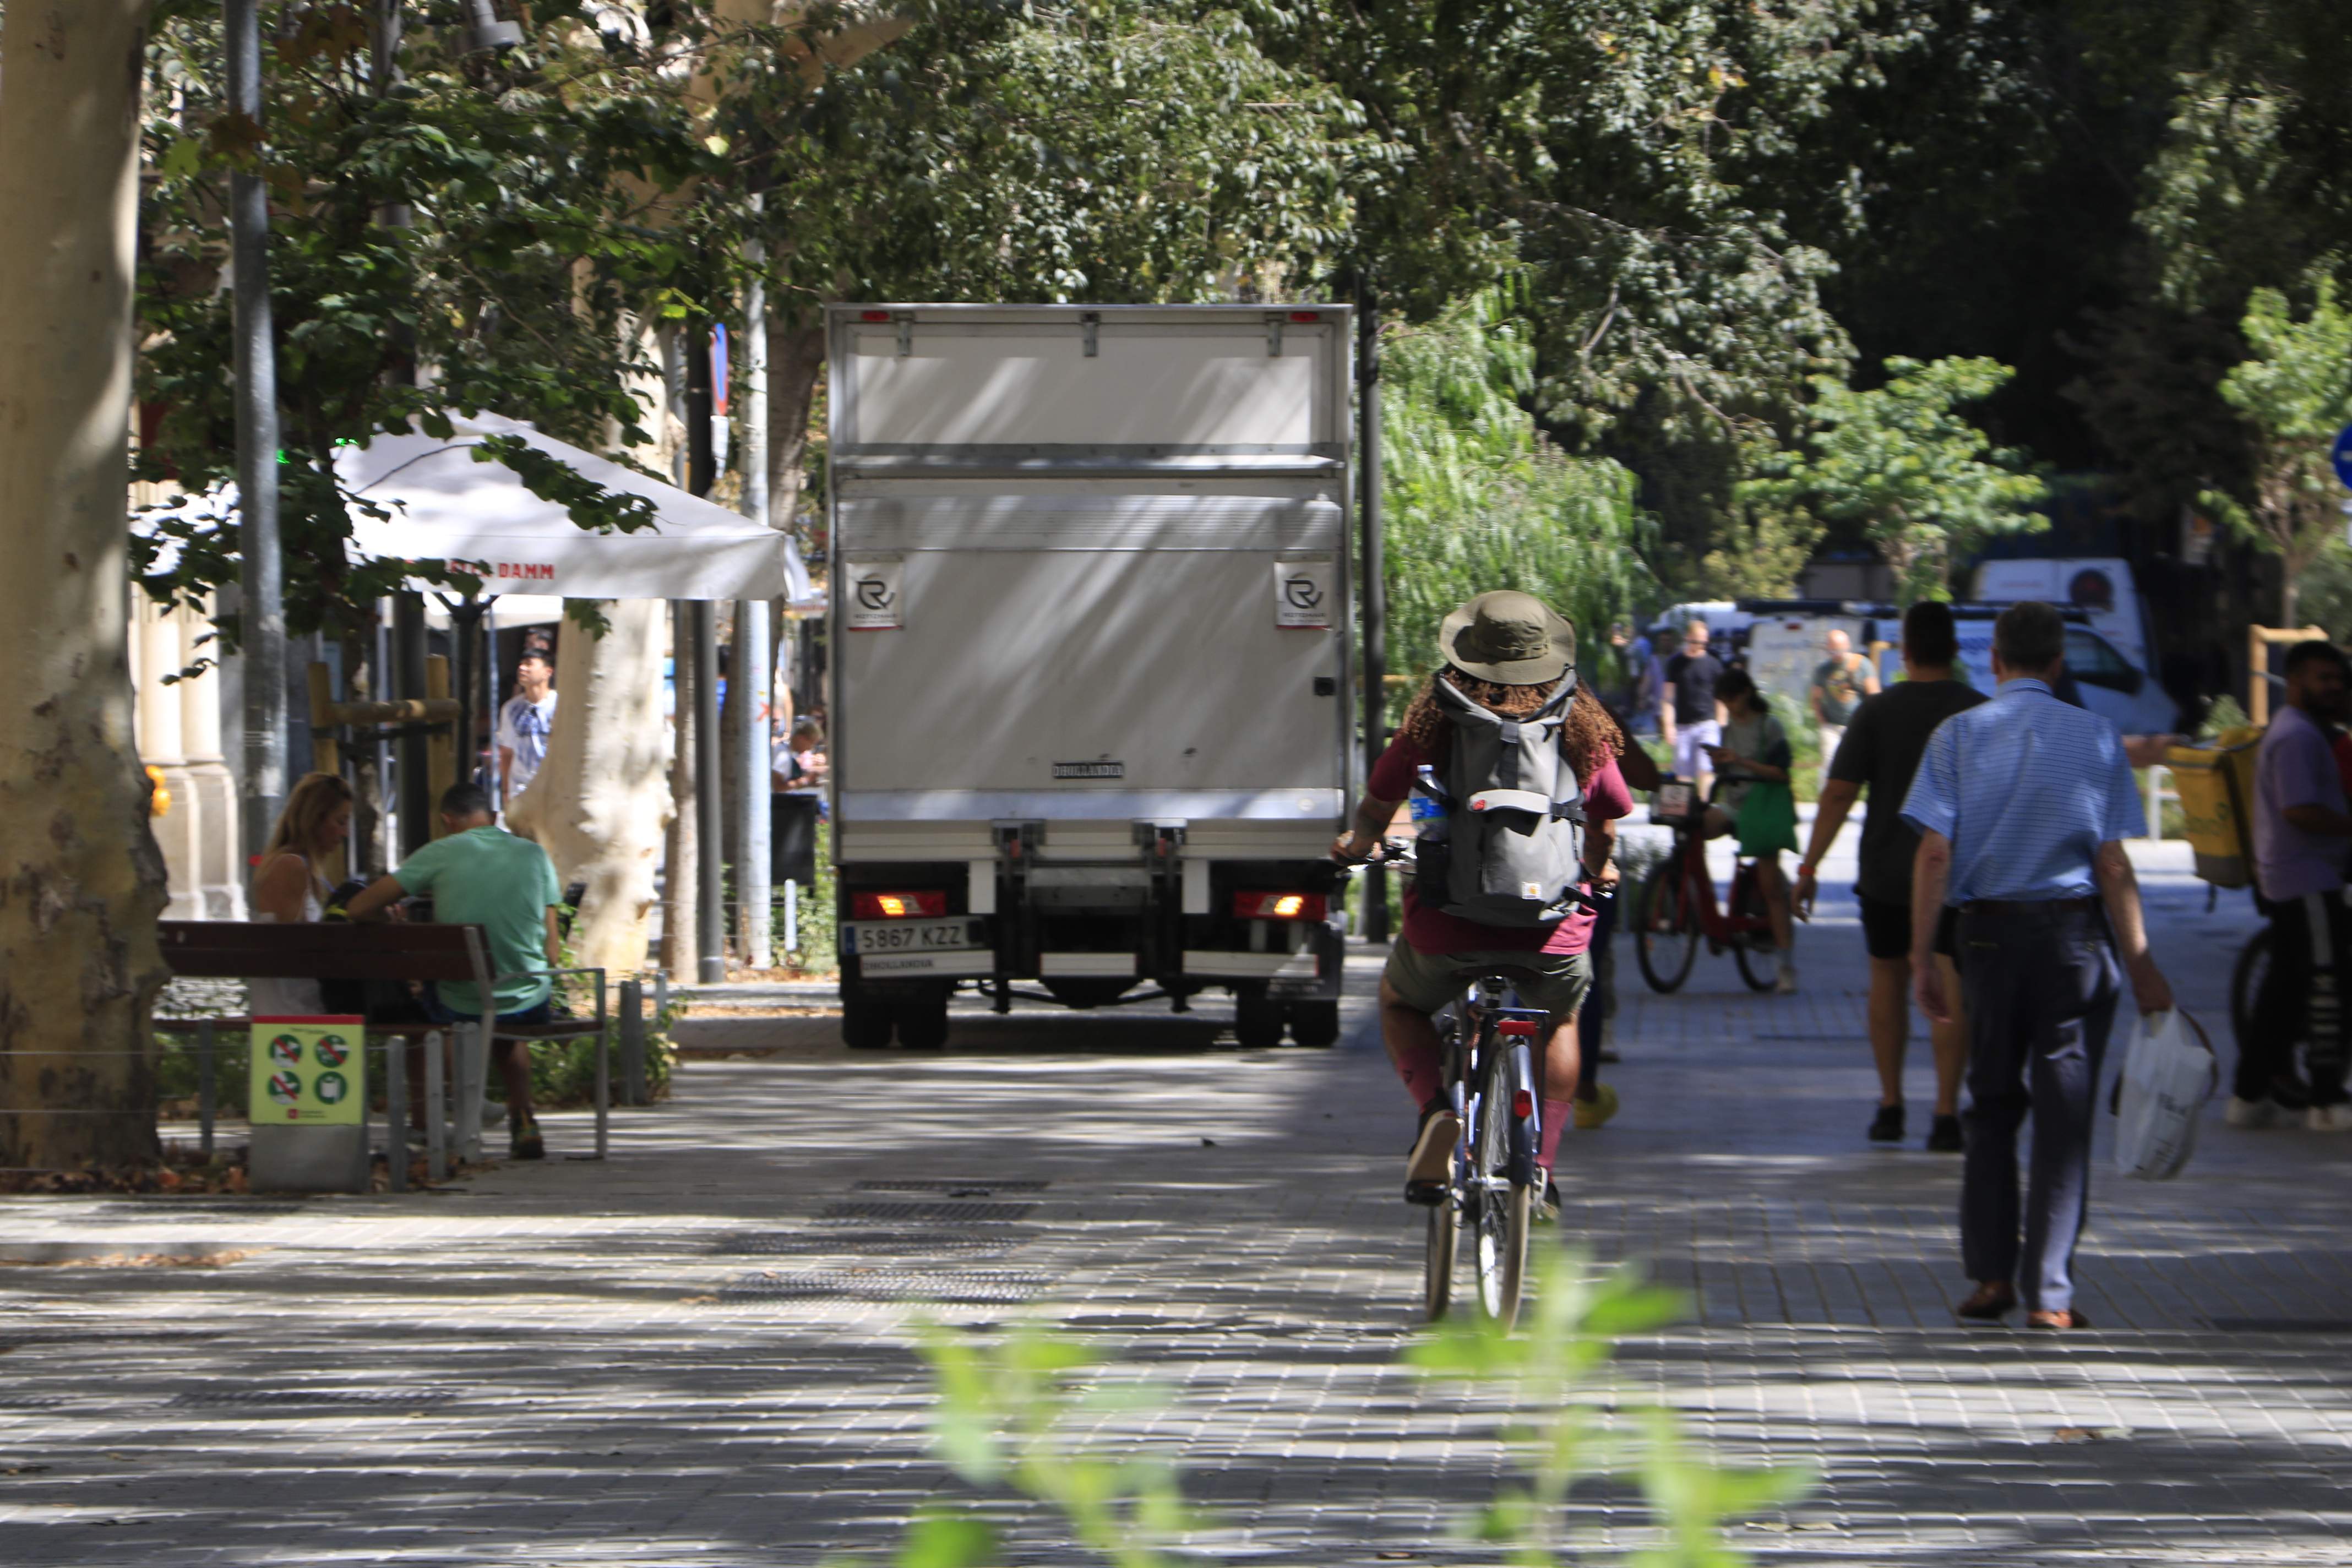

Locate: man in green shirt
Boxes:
[344,783,565,1158]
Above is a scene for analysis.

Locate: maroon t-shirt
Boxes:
[1368,733,1631,957]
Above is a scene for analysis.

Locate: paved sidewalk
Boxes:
[4,837,2350,1564]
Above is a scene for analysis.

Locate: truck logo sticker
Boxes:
[1275,557,1335,629]
[845,559,905,630]
[1053,760,1125,779]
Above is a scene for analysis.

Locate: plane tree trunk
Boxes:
[0,0,171,1169]
[505,606,673,978]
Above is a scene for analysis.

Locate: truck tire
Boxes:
[1233,994,1284,1051]
[1287,1000,1341,1048]
[896,986,951,1052]
[841,990,895,1050]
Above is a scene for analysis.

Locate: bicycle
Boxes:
[1633,781,1778,994]
[1413,962,1548,1326]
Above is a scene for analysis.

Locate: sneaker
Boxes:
[1773,966,1798,995]
[1926,1113,1964,1153]
[1868,1104,1904,1143]
[2225,1096,2279,1129]
[1574,1082,1620,1130]
[509,1115,546,1161]
[1404,1099,1460,1195]
[2307,1102,2352,1133]
[1533,1168,1561,1224]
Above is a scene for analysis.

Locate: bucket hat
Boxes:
[1439,590,1576,685]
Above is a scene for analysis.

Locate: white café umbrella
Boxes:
[343,412,813,603]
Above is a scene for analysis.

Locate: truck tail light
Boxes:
[1233,891,1326,921]
[853,891,946,919]
[859,309,891,322]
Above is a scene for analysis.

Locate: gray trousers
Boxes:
[1954,900,2120,1313]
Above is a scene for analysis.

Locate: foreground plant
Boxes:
[859,1245,1811,1566]
[1407,1245,1812,1565]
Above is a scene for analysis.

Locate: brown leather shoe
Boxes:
[1956,1281,2017,1321]
[2027,1308,2092,1330]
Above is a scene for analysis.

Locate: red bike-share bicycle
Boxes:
[1634,781,1779,994]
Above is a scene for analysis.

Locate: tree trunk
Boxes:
[506,605,673,978]
[0,0,171,1169]
[766,315,828,529]
[658,604,699,982]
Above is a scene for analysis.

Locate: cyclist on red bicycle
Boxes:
[1333,591,1633,1217]
[1701,666,1801,993]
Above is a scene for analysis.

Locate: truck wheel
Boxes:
[897,987,951,1052]
[841,991,894,1050]
[1233,994,1284,1051]
[1287,1000,1341,1048]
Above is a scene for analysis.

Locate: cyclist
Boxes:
[1702,666,1800,993]
[1332,591,1632,1218]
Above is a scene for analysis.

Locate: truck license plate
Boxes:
[845,919,977,954]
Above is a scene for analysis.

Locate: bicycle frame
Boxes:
[1664,815,1769,951]
[1444,977,1543,1192]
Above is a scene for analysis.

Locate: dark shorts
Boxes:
[423,988,555,1028]
[1857,894,1957,962]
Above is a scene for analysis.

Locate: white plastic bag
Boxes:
[2113,1009,2218,1181]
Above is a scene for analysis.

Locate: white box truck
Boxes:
[825,304,1356,1050]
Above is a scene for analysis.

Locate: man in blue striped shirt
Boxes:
[1902,601,2173,1331]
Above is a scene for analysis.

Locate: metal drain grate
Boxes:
[851,1179,1050,1194]
[88,1201,307,1218]
[819,1200,1035,1223]
[710,1229,1026,1256]
[716,1270,1049,1304]
[2206,1317,2352,1333]
[172,1387,456,1408]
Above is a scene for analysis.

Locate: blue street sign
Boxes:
[2334,422,2352,489]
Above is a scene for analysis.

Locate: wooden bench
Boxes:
[156,922,611,1182]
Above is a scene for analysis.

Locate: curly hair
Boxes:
[1398,667,1623,782]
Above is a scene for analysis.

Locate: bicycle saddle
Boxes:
[1447,963,1549,987]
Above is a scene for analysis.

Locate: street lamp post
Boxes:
[226,0,286,859]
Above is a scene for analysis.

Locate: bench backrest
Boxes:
[158,921,493,988]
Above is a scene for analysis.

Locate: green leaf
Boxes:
[894,1510,999,1568]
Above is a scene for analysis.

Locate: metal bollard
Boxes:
[618,979,646,1107]
[783,879,799,955]
[424,1029,447,1182]
[197,1021,216,1162]
[595,971,611,1162]
[385,1038,408,1194]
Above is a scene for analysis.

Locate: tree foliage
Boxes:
[134,4,717,647]
[2202,273,2352,624]
[1381,291,1656,714]
[1741,357,2046,602]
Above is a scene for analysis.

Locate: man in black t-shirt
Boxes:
[1660,620,1727,796]
[1793,601,1988,1151]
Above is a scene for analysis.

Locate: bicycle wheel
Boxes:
[1422,1198,1457,1321]
[1472,1046,1530,1327]
[2231,925,2272,1047]
[1635,862,1700,994]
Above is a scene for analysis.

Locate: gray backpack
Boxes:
[1410,676,1588,928]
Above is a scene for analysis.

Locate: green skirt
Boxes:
[1734,780,1800,857]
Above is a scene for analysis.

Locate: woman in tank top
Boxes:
[248,772,355,1016]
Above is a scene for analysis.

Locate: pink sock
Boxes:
[1539,1099,1573,1171]
[1394,1041,1445,1111]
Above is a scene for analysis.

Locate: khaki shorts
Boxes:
[1382,943,1594,1019]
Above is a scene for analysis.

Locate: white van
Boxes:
[1972,558,2150,672]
